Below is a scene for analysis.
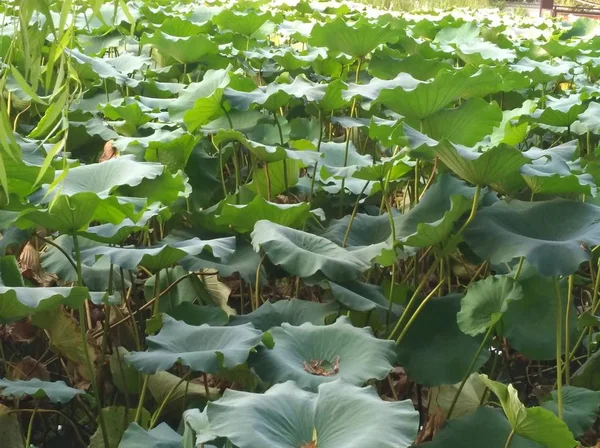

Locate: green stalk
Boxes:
[25,405,38,447]
[342,181,370,248]
[338,129,352,216]
[135,375,149,425]
[504,430,515,448]
[565,275,573,385]
[308,110,324,205]
[273,112,288,192]
[381,179,398,331]
[72,234,109,448]
[149,373,190,428]
[395,280,443,346]
[446,325,493,419]
[553,277,564,421]
[388,258,440,341]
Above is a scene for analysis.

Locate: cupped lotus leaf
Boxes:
[141,31,218,64]
[309,16,399,58]
[541,385,600,438]
[0,379,83,403]
[457,276,524,336]
[433,22,480,45]
[65,49,139,87]
[502,265,579,360]
[328,280,401,319]
[206,380,419,448]
[352,66,501,120]
[434,141,529,188]
[143,132,196,173]
[525,95,586,128]
[213,129,319,165]
[487,100,537,147]
[420,98,503,147]
[144,266,212,314]
[212,10,271,36]
[41,235,129,292]
[422,407,540,448]
[393,174,481,248]
[520,141,595,196]
[251,220,370,282]
[510,57,580,85]
[168,302,229,327]
[396,294,490,386]
[252,317,396,391]
[178,239,266,284]
[168,68,230,127]
[480,375,577,448]
[79,237,235,271]
[119,423,182,448]
[80,205,169,244]
[352,153,412,182]
[126,316,263,374]
[214,196,312,233]
[0,287,88,323]
[455,40,517,65]
[320,212,392,259]
[574,102,600,134]
[29,156,164,202]
[464,199,600,277]
[230,299,338,331]
[368,52,452,81]
[318,141,372,180]
[102,102,152,137]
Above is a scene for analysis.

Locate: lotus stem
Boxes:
[255,254,266,310]
[264,163,272,201]
[564,275,573,384]
[273,112,288,191]
[381,179,399,331]
[342,181,370,248]
[513,257,525,281]
[446,325,493,420]
[25,404,38,447]
[456,185,482,236]
[152,269,161,316]
[72,233,109,448]
[388,258,440,341]
[504,430,515,448]
[338,128,352,216]
[308,110,324,205]
[149,372,190,428]
[135,374,149,425]
[553,277,564,421]
[395,279,443,346]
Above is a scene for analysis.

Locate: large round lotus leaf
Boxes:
[125,316,263,374]
[0,379,83,403]
[251,220,370,282]
[309,17,399,58]
[502,265,579,360]
[251,317,396,391]
[0,286,88,323]
[422,407,540,448]
[206,380,419,448]
[393,174,480,248]
[230,299,338,331]
[318,141,372,180]
[120,423,182,448]
[396,294,490,386]
[79,237,235,271]
[434,141,529,188]
[28,156,164,202]
[525,95,586,128]
[421,98,503,147]
[141,31,218,64]
[464,199,600,277]
[541,385,600,438]
[457,275,523,336]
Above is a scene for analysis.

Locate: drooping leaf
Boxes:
[541,385,600,438]
[120,423,182,448]
[0,378,83,403]
[126,316,263,374]
[0,286,88,323]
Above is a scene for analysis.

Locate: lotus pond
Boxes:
[2,0,600,447]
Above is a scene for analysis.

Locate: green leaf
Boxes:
[429,374,486,419]
[89,406,151,448]
[396,294,490,386]
[465,199,600,277]
[110,347,140,395]
[309,17,399,58]
[457,276,523,336]
[79,237,235,271]
[0,378,83,403]
[230,299,337,331]
[126,316,263,374]
[252,317,396,391]
[422,407,539,448]
[435,142,529,188]
[206,380,419,448]
[393,174,480,248]
[541,385,600,438]
[27,89,67,139]
[572,350,600,391]
[120,423,182,448]
[0,405,25,448]
[0,256,24,287]
[251,220,370,282]
[502,265,579,360]
[480,375,577,448]
[141,31,218,64]
[0,286,88,323]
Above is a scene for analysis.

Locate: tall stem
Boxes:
[446,325,493,419]
[72,234,109,448]
[381,179,398,331]
[273,112,288,191]
[565,275,573,385]
[342,181,370,247]
[308,110,324,205]
[338,128,352,216]
[553,277,564,421]
[504,430,515,448]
